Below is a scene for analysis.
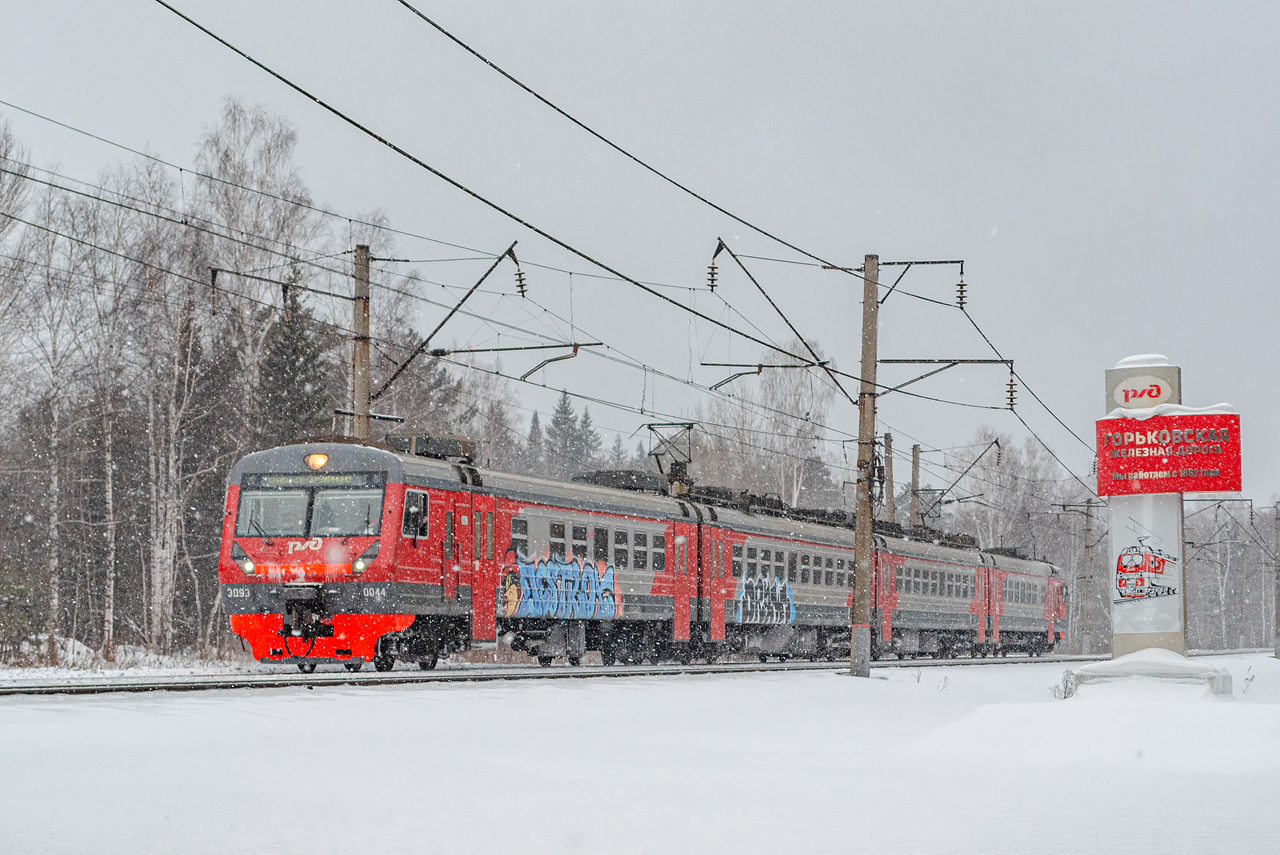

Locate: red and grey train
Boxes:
[219,438,1068,671]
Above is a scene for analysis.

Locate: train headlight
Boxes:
[352,541,380,573]
[232,542,256,575]
[305,453,329,471]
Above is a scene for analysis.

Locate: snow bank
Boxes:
[1071,647,1233,695]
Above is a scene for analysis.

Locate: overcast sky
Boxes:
[3,1,1277,500]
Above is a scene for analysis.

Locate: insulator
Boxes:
[996,448,1003,466]
[515,268,527,297]
[708,262,718,291]
[956,279,967,310]
[1006,374,1017,409]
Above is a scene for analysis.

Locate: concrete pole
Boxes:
[851,254,879,678]
[353,244,371,440]
[909,444,921,528]
[1273,502,1279,659]
[883,432,896,523]
[1083,500,1093,656]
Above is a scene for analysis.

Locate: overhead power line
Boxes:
[150,0,838,374]
[392,0,862,278]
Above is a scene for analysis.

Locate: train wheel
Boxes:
[758,654,769,663]
[297,662,316,674]
[374,654,395,672]
[568,656,582,667]
[418,651,439,671]
[538,656,554,667]
[343,661,363,672]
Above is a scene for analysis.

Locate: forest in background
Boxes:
[0,100,1272,665]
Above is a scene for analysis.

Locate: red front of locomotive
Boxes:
[219,443,415,669]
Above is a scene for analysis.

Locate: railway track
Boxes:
[0,653,1107,697]
[3,649,1263,697]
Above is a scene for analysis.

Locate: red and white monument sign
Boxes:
[1097,354,1241,657]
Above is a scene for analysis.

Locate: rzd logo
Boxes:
[286,538,323,555]
[1112,375,1172,408]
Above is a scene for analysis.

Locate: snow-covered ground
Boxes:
[2,654,1277,854]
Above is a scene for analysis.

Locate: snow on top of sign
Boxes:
[1115,353,1172,368]
[1104,402,1236,421]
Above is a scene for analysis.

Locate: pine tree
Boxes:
[525,412,545,478]
[258,286,334,447]
[608,433,627,469]
[576,407,602,472]
[545,392,578,480]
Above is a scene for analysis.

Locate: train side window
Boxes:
[594,527,609,562]
[800,554,810,584]
[895,566,903,591]
[486,512,494,560]
[837,558,845,572]
[549,522,567,560]
[401,490,429,538]
[511,517,528,561]
[747,546,757,561]
[445,512,455,560]
[572,525,589,560]
[836,572,845,587]
[652,535,665,572]
[474,511,482,559]
[826,557,834,570]
[732,543,743,578]
[946,574,954,597]
[929,571,938,596]
[788,552,798,583]
[614,529,629,569]
[747,560,757,579]
[913,567,921,594]
[825,570,834,586]
[633,531,648,570]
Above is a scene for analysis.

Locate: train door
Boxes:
[699,523,727,643]
[676,510,700,641]
[439,490,468,602]
[470,492,497,643]
[972,555,990,644]
[398,485,433,585]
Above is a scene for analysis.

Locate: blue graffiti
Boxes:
[499,553,618,620]
[735,575,796,625]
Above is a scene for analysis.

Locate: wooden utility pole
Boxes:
[909,444,921,528]
[851,254,878,678]
[352,244,371,440]
[883,432,895,523]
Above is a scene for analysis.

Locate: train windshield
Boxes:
[236,490,308,537]
[311,489,382,536]
[235,481,384,538]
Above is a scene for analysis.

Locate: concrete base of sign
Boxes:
[1071,647,1232,696]
[1112,631,1186,658]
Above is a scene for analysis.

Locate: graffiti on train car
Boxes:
[498,552,619,620]
[735,575,796,625]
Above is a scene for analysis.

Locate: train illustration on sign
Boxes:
[1114,538,1179,603]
